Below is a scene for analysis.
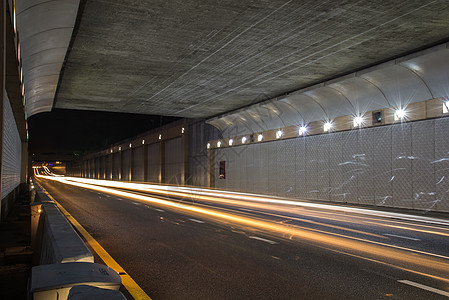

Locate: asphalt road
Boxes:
[35,176,449,299]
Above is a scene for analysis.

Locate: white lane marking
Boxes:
[383,233,421,241]
[153,208,165,212]
[249,236,278,245]
[133,202,141,205]
[189,218,205,224]
[240,208,255,212]
[398,280,449,297]
[105,195,111,198]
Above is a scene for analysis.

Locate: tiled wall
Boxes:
[214,118,449,212]
[1,93,21,200]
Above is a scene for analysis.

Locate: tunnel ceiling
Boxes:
[52,0,449,119]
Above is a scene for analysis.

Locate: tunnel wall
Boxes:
[132,146,144,181]
[188,121,221,187]
[82,120,193,185]
[165,137,182,185]
[147,143,160,182]
[1,92,22,217]
[212,117,449,212]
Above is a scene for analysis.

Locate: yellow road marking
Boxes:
[36,181,151,300]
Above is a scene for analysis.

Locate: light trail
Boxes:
[45,175,449,242]
[50,176,449,227]
[35,172,449,240]
[36,173,449,283]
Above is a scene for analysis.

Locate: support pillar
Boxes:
[143,144,148,182]
[181,125,188,185]
[207,149,215,188]
[158,140,165,184]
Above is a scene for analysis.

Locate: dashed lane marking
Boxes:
[383,233,421,241]
[249,236,278,245]
[398,280,449,297]
[189,218,205,224]
[36,182,151,300]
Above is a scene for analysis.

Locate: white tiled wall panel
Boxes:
[2,93,22,200]
[214,118,449,212]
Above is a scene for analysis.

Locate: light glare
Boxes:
[242,136,247,144]
[298,126,307,136]
[443,101,449,114]
[258,134,263,142]
[323,122,332,132]
[394,108,406,121]
[353,116,364,127]
[217,141,221,148]
[229,139,234,146]
[276,130,283,139]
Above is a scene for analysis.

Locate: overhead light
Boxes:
[110,149,113,153]
[207,143,211,149]
[323,121,332,132]
[394,108,406,121]
[129,143,132,148]
[242,136,247,144]
[443,100,449,114]
[229,139,234,146]
[142,140,145,145]
[119,147,121,151]
[353,116,364,127]
[182,127,185,134]
[276,130,283,139]
[217,141,221,148]
[158,134,162,140]
[258,134,263,142]
[298,126,307,136]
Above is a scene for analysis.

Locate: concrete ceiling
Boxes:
[45,1,449,118]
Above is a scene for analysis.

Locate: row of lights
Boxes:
[109,127,186,153]
[208,108,411,149]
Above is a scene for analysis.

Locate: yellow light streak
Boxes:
[55,176,449,227]
[37,175,449,282]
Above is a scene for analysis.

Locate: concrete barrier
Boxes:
[68,285,127,300]
[30,183,126,299]
[30,262,122,300]
[32,188,94,265]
